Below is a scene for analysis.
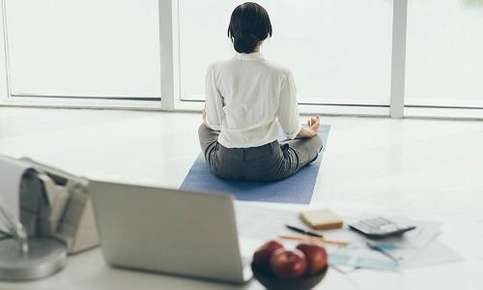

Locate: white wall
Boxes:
[5,0,161,98]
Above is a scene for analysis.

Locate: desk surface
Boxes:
[0,247,481,290]
[1,205,482,290]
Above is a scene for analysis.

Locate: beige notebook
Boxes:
[300,209,343,230]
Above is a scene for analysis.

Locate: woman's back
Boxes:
[206,52,300,148]
[199,2,322,182]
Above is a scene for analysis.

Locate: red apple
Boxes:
[296,243,328,275]
[252,240,284,273]
[270,249,307,279]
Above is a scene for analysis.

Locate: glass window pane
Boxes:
[5,0,161,98]
[178,0,393,105]
[406,0,483,107]
[0,8,7,96]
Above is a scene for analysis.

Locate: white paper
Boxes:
[397,240,463,268]
[326,220,442,249]
[234,203,462,270]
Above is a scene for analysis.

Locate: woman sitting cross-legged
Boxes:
[198,2,323,182]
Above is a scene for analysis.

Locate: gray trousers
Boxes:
[198,124,323,182]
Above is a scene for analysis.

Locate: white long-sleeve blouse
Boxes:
[204,51,301,148]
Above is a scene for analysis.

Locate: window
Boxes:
[1,0,482,118]
[405,0,483,108]
[178,0,393,106]
[4,0,161,99]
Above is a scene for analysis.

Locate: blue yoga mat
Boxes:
[180,125,330,204]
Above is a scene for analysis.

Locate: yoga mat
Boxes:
[180,125,330,204]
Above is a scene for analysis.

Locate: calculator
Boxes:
[348,217,416,239]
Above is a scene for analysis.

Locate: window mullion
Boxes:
[390,0,408,118]
[159,0,175,110]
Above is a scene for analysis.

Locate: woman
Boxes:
[199,2,322,182]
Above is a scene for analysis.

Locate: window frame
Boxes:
[0,0,169,110]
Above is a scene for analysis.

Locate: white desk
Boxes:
[1,204,482,290]
[0,241,481,290]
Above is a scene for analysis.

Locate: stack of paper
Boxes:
[328,219,462,271]
[235,203,463,271]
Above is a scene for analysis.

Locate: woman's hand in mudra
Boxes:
[297,116,320,139]
[308,116,320,132]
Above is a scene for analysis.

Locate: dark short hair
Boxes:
[227,2,273,54]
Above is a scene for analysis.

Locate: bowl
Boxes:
[251,264,329,290]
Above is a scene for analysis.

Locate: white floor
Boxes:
[1,107,483,290]
[1,107,482,214]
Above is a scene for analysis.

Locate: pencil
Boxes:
[279,234,349,247]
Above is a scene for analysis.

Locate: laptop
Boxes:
[89,179,253,284]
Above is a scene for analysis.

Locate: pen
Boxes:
[366,241,401,265]
[285,225,324,238]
